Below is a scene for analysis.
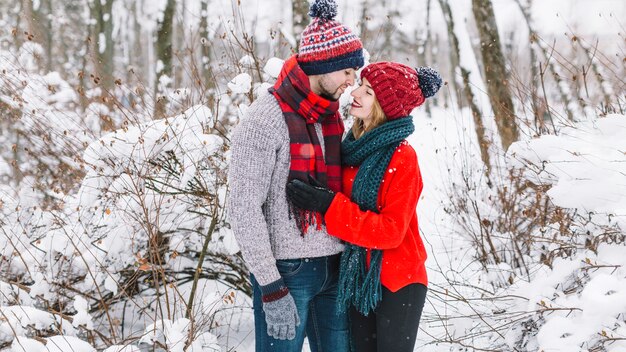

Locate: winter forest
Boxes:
[0,0,624,350]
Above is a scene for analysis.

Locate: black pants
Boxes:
[350,283,427,352]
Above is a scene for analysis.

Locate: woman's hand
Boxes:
[286,176,336,214]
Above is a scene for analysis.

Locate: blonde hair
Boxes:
[351,98,387,139]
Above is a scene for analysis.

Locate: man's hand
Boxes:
[263,292,300,340]
[286,176,336,214]
[261,279,300,340]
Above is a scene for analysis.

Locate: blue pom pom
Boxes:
[416,66,442,98]
[309,0,338,21]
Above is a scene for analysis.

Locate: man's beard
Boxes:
[320,91,339,101]
[318,80,342,101]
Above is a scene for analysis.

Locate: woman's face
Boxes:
[349,77,376,127]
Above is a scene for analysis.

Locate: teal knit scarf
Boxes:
[337,116,415,315]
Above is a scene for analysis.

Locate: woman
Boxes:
[286,62,442,352]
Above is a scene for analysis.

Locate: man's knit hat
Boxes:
[297,0,364,76]
[361,62,443,120]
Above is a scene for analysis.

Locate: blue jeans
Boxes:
[251,254,349,352]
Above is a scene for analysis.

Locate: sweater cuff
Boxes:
[260,278,289,303]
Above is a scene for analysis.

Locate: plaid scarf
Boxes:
[270,55,344,235]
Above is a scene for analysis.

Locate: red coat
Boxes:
[324,141,428,292]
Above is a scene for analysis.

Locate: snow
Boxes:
[45,336,97,352]
[239,54,255,67]
[0,306,75,343]
[102,346,141,352]
[524,245,626,351]
[509,114,626,213]
[10,337,47,352]
[408,105,626,351]
[531,0,625,36]
[99,33,106,53]
[263,57,284,78]
[227,73,252,94]
[104,274,119,295]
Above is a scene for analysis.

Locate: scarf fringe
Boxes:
[336,245,383,316]
[289,202,323,236]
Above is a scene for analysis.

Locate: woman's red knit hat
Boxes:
[360,62,442,120]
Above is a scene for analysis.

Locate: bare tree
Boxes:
[515,0,574,128]
[292,0,309,51]
[20,0,45,69]
[417,0,437,116]
[436,0,464,110]
[358,0,371,47]
[438,0,491,174]
[127,1,143,81]
[199,0,216,108]
[90,0,115,90]
[87,0,115,130]
[472,0,519,150]
[154,0,176,118]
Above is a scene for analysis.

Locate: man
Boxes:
[227,0,364,351]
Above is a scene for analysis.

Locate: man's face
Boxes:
[316,68,357,101]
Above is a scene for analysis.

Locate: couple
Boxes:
[228,1,441,351]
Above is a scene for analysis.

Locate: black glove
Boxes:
[286,175,336,214]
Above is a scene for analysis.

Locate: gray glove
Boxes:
[260,279,300,340]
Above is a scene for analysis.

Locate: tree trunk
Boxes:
[131,0,146,82]
[578,39,615,115]
[23,0,54,71]
[91,0,115,91]
[174,0,185,87]
[472,0,519,151]
[437,0,464,109]
[13,1,24,48]
[292,0,309,51]
[199,0,216,109]
[514,0,542,134]
[416,27,432,117]
[61,0,84,76]
[438,0,491,174]
[39,0,53,72]
[417,0,433,116]
[89,0,115,130]
[20,0,46,68]
[358,0,370,46]
[154,0,176,118]
[514,0,576,124]
[379,0,394,60]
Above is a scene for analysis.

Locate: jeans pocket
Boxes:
[276,259,304,277]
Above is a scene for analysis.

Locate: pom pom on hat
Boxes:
[309,0,338,20]
[416,66,442,98]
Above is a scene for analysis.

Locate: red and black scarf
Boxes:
[270,55,344,235]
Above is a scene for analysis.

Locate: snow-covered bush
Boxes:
[0,42,91,202]
[0,40,280,349]
[432,114,626,351]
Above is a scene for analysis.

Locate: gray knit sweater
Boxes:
[227,92,344,286]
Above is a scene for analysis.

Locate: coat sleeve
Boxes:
[324,145,423,250]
